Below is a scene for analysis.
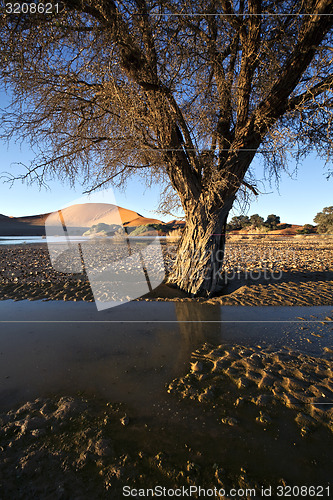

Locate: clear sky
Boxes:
[0,136,332,225]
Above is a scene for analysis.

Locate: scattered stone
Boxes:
[256,412,272,425]
[191,361,203,373]
[214,467,225,486]
[221,417,239,426]
[186,461,200,474]
[300,426,310,437]
[234,397,245,407]
[90,439,114,457]
[1,239,333,305]
[31,429,46,438]
[198,387,215,403]
[120,415,129,426]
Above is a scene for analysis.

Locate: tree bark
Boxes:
[168,196,234,297]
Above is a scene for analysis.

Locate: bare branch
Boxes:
[288,73,333,111]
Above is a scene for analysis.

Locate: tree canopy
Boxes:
[314,206,333,233]
[1,1,332,196]
[249,214,264,227]
[265,213,280,228]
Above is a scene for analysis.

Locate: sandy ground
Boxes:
[0,237,332,305]
[168,342,333,430]
[1,237,333,498]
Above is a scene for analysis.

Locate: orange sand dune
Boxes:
[271,224,303,235]
[50,204,164,227]
[167,219,185,225]
[0,204,164,236]
[45,203,147,228]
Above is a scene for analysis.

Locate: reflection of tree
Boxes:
[173,302,222,369]
[132,302,223,382]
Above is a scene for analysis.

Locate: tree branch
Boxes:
[242,179,259,196]
[287,73,333,111]
[254,0,333,131]
[83,164,150,193]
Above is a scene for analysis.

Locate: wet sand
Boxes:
[168,343,333,430]
[1,390,333,499]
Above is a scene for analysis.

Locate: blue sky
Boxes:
[0,137,332,224]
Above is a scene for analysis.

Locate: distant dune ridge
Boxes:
[229,223,305,236]
[0,212,49,236]
[271,224,303,235]
[0,206,312,237]
[0,203,165,236]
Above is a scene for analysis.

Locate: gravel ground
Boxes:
[0,237,332,305]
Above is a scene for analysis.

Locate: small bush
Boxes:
[296,224,316,234]
[166,227,183,242]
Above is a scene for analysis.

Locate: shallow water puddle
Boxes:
[0,300,332,412]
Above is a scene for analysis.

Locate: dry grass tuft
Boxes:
[166,228,183,242]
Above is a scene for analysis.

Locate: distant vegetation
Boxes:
[314,207,333,234]
[83,223,122,236]
[81,209,333,239]
[129,223,175,236]
[296,224,316,235]
[226,207,333,234]
[226,213,281,232]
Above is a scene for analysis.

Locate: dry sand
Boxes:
[0,236,332,305]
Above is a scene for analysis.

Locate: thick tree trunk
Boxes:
[168,196,234,296]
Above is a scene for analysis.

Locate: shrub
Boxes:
[166,227,183,242]
[265,214,280,229]
[249,214,265,228]
[296,224,316,234]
